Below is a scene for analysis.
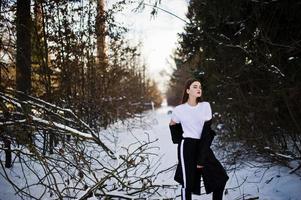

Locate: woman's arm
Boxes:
[169,122,183,144]
[197,120,215,166]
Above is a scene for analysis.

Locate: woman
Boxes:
[169,78,228,200]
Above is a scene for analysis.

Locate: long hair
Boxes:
[181,78,203,104]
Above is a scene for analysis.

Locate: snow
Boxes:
[100,106,301,200]
[1,105,301,199]
[275,153,294,159]
[31,115,94,139]
[0,119,26,125]
[269,65,285,77]
[0,92,22,108]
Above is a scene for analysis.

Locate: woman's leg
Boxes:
[181,188,192,200]
[212,183,226,200]
[180,139,197,200]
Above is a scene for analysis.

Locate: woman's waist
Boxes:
[182,132,202,140]
[182,136,201,141]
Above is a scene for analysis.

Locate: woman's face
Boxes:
[187,81,202,98]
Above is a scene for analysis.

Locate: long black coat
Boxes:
[169,120,229,195]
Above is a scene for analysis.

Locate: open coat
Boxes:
[169,120,229,195]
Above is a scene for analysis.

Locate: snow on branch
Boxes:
[0,88,177,199]
[30,115,93,139]
[0,88,115,157]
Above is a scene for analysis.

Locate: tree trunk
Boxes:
[34,0,51,99]
[95,0,107,97]
[96,0,107,68]
[16,0,31,94]
[4,137,12,168]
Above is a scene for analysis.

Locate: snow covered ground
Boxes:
[1,105,301,199]
[113,105,301,200]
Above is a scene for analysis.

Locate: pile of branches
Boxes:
[0,89,171,199]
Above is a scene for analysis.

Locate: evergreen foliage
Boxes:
[167,0,301,159]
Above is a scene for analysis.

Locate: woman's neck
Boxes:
[187,98,197,106]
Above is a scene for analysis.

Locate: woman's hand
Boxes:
[197,165,204,169]
[169,119,176,125]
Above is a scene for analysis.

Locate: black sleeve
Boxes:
[197,120,216,165]
[169,123,183,144]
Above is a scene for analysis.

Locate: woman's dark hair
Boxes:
[181,78,203,104]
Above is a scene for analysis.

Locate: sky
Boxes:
[107,0,188,93]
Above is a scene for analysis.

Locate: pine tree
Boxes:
[168,0,301,157]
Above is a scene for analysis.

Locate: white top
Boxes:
[171,101,212,139]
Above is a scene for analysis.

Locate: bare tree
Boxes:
[0,89,176,199]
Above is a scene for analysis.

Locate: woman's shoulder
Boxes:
[173,103,186,111]
[199,101,212,112]
[199,101,211,107]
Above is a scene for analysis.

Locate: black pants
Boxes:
[181,187,225,200]
[180,178,225,200]
[180,138,200,200]
[212,184,225,200]
[180,138,225,200]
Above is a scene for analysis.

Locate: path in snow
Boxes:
[1,105,301,200]
[117,105,301,200]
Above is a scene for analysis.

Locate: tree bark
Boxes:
[95,0,108,98]
[34,0,51,99]
[96,0,107,68]
[4,137,12,168]
[16,0,31,94]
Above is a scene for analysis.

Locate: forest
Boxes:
[1,0,163,199]
[167,0,301,168]
[0,0,301,199]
